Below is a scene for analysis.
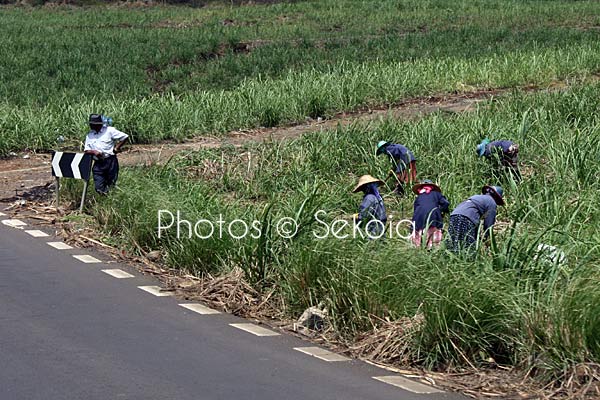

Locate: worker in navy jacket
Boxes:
[376,140,417,196]
[446,185,504,254]
[477,139,521,181]
[411,180,450,249]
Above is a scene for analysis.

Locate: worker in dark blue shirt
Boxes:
[376,141,417,196]
[352,174,387,237]
[446,185,504,254]
[411,180,450,249]
[477,139,521,181]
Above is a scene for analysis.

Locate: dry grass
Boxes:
[166,267,285,320]
[349,313,424,365]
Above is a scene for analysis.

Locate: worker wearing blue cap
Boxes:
[476,139,521,181]
[376,140,417,196]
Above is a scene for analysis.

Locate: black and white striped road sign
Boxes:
[51,152,93,181]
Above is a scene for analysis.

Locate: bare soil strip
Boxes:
[0,89,483,201]
[124,91,488,166]
[0,77,593,202]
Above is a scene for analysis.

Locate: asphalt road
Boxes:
[0,217,463,400]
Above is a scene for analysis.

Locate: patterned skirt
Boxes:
[446,215,478,253]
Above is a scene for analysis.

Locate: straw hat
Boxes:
[353,175,384,193]
[376,140,391,155]
[412,179,441,195]
[482,185,505,206]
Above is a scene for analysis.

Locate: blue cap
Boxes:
[476,138,490,157]
[482,185,504,206]
[376,140,390,155]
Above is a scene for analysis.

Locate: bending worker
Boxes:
[376,140,417,196]
[84,114,129,195]
[411,180,450,249]
[446,185,504,254]
[476,138,521,181]
[352,174,387,237]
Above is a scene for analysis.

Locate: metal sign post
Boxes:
[51,151,93,212]
[55,176,60,208]
[79,180,89,212]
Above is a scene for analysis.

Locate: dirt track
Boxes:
[0,81,578,203]
[0,89,501,202]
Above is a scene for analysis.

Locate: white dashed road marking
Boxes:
[2,219,27,228]
[179,303,221,315]
[373,376,443,394]
[73,255,101,264]
[47,241,73,250]
[229,323,280,337]
[102,269,134,279]
[25,230,50,237]
[138,286,173,297]
[0,211,6,216]
[294,347,350,362]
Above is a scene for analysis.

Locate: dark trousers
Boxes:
[93,156,119,194]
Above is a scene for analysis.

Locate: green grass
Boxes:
[2,0,600,154]
[73,83,600,379]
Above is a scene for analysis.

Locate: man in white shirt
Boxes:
[84,114,129,195]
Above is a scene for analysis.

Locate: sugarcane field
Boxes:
[1,1,600,399]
